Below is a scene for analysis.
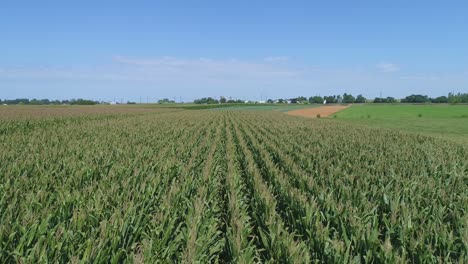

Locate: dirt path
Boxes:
[286,105,350,118]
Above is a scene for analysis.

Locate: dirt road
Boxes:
[286,105,350,118]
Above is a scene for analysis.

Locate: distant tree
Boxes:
[431,96,448,103]
[127,101,137,104]
[26,98,52,105]
[158,98,175,104]
[401,94,429,103]
[336,95,342,103]
[373,97,384,103]
[267,99,274,103]
[448,92,468,103]
[277,99,286,103]
[373,97,397,103]
[208,97,219,104]
[342,93,356,103]
[15,99,30,105]
[220,97,227,103]
[194,97,219,104]
[355,94,366,103]
[30,99,42,105]
[2,98,26,104]
[225,99,244,103]
[296,96,308,103]
[308,96,323,104]
[1,98,104,105]
[70,99,97,105]
[323,95,337,104]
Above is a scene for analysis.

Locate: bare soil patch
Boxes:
[286,105,350,118]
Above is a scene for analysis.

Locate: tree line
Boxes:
[192,93,468,104]
[0,98,99,105]
[2,93,467,105]
[193,97,244,104]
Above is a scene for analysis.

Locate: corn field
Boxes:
[0,109,467,263]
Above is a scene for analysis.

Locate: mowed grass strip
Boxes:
[333,104,468,142]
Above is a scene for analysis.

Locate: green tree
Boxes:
[431,96,448,103]
[194,97,219,104]
[323,95,337,104]
[295,96,308,103]
[448,92,468,103]
[158,98,175,104]
[70,99,97,105]
[401,94,429,103]
[308,96,323,104]
[342,93,356,103]
[355,94,366,103]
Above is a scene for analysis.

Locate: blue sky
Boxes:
[1,0,467,101]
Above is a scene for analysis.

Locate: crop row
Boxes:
[0,109,466,262]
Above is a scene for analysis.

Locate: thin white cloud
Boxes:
[112,56,301,79]
[1,57,466,99]
[263,56,290,62]
[0,66,127,81]
[400,75,440,81]
[376,62,400,73]
[0,56,303,85]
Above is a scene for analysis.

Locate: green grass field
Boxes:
[334,104,468,143]
[212,104,319,112]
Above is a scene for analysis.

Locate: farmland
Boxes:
[333,104,468,143]
[212,104,320,112]
[0,106,467,263]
